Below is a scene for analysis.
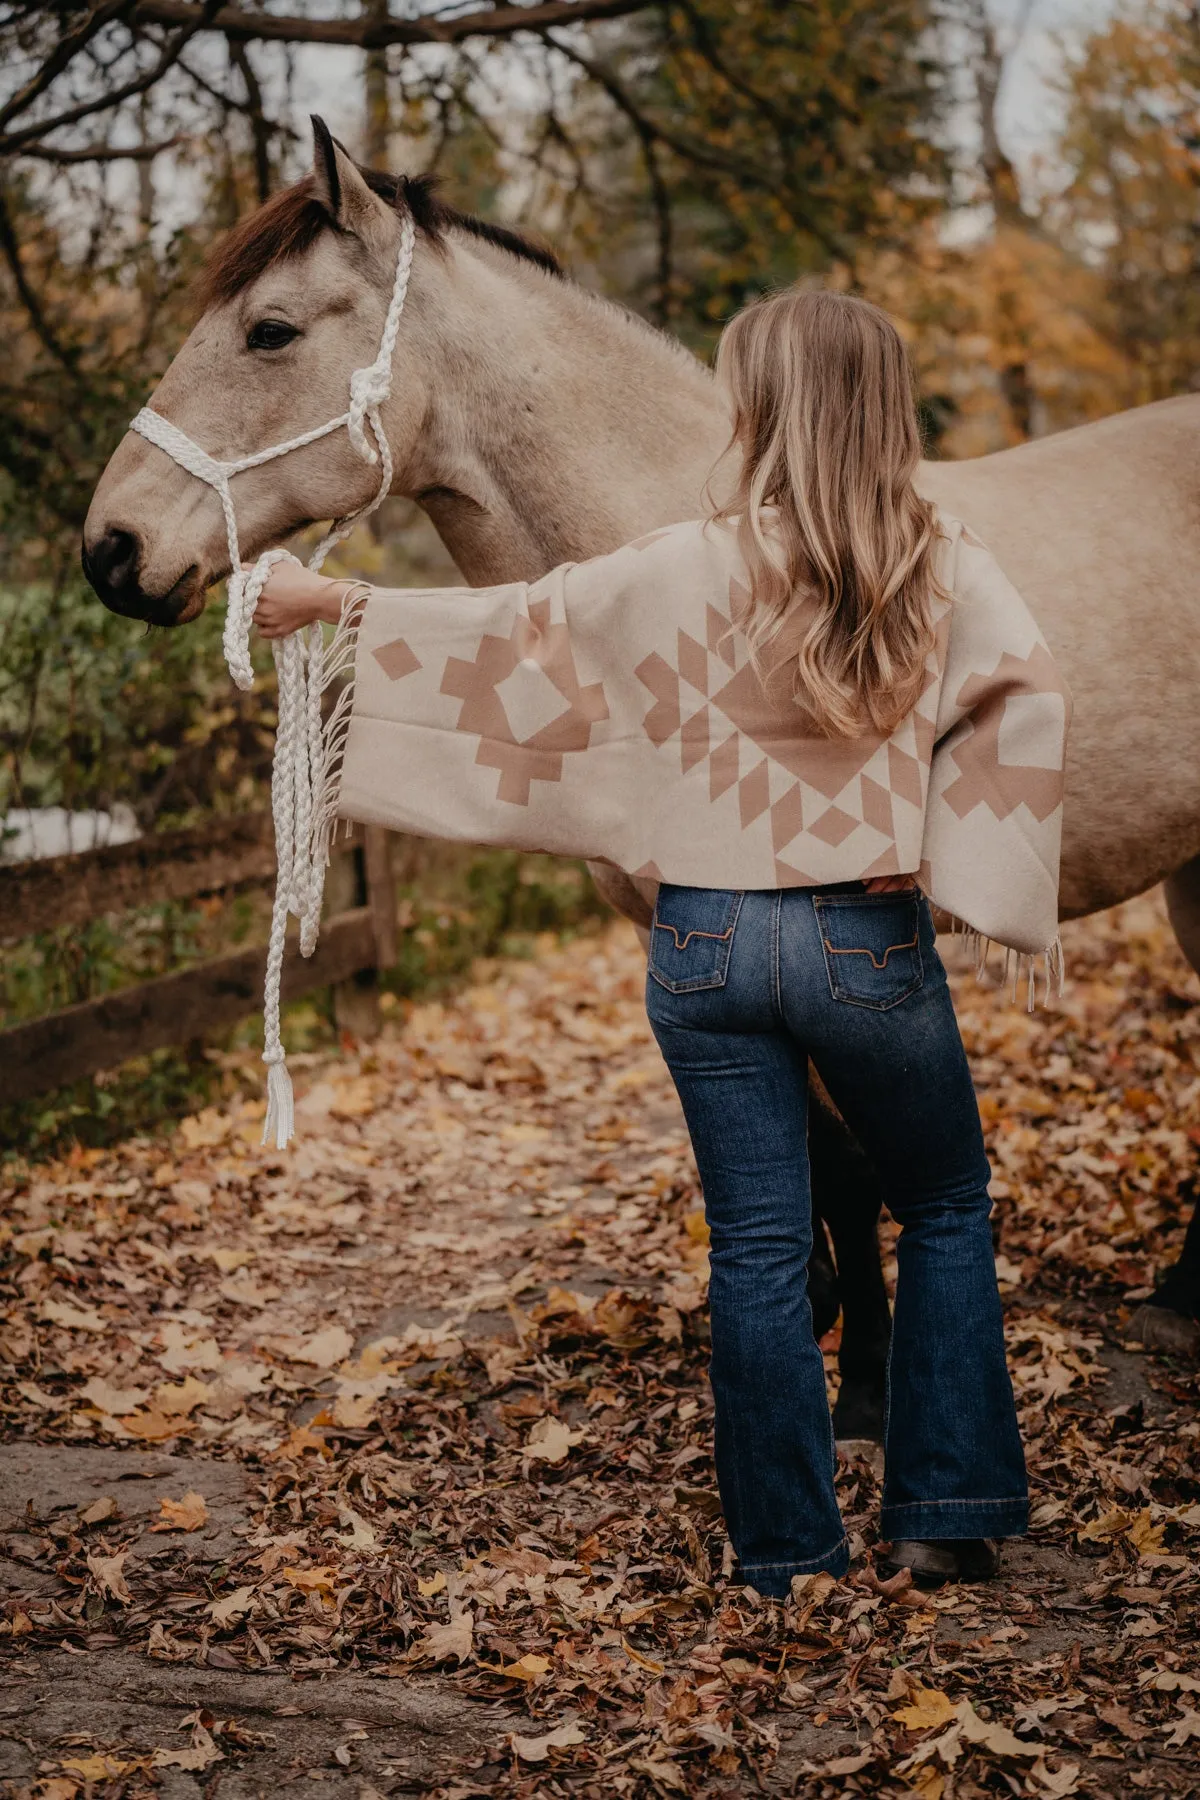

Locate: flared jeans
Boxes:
[645,883,1028,1598]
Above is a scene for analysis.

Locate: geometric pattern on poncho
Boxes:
[635,579,942,885]
[943,644,1069,823]
[428,597,608,804]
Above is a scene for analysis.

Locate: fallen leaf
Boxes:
[497,1652,552,1680]
[1031,1758,1082,1796]
[77,1496,118,1525]
[336,1506,377,1549]
[39,1298,108,1333]
[1142,1670,1200,1695]
[218,1274,278,1308]
[178,1108,229,1148]
[282,1565,337,1594]
[1078,1506,1132,1543]
[291,1324,355,1367]
[1165,1709,1200,1748]
[628,1755,688,1792]
[269,1424,332,1459]
[121,1407,187,1442]
[622,1637,665,1675]
[16,1381,71,1412]
[418,1571,447,1598]
[86,1551,132,1604]
[206,1247,254,1273]
[894,1686,957,1732]
[1128,1508,1167,1555]
[329,1076,378,1117]
[824,1749,874,1774]
[509,1721,587,1762]
[147,1620,193,1661]
[151,1725,224,1771]
[956,1701,1041,1759]
[80,1376,149,1415]
[154,1375,212,1416]
[151,1491,209,1532]
[524,1414,585,1464]
[414,1611,473,1664]
[61,1754,129,1780]
[210,1585,256,1627]
[1097,1701,1150,1740]
[333,1390,377,1428]
[907,1772,944,1800]
[157,1322,223,1373]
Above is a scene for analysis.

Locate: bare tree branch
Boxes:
[0,184,76,370]
[19,136,180,164]
[229,39,272,201]
[131,0,659,50]
[538,27,672,319]
[548,30,852,265]
[1,3,224,155]
[0,0,132,137]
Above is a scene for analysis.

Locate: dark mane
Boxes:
[197,167,563,309]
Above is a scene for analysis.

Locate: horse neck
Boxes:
[397,239,729,583]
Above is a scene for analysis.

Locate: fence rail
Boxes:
[0,813,396,1104]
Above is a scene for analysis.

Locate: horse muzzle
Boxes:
[81,527,205,626]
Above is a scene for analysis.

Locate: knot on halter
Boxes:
[347,362,391,464]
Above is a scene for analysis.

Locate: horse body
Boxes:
[84,143,1200,950]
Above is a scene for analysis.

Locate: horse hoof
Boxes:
[1126,1304,1200,1358]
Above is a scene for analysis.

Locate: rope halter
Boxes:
[128,213,417,1149]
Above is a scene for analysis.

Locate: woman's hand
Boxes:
[864,873,919,894]
[253,562,353,639]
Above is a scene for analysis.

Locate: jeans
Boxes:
[645,883,1028,1597]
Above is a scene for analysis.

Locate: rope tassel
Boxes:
[128,215,417,1147]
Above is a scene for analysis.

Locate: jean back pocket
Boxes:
[649,885,743,993]
[814,891,924,1010]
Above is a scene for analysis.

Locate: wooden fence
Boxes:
[0,814,397,1105]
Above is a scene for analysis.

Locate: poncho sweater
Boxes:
[322,513,1070,963]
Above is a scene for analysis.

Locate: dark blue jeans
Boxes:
[646,883,1028,1597]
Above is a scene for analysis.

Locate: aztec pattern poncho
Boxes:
[326,515,1070,961]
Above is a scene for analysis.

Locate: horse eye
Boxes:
[247,319,299,351]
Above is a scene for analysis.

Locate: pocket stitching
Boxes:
[649,892,743,994]
[819,929,919,972]
[653,922,735,953]
[814,895,923,1011]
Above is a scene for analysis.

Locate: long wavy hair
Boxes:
[712,287,943,738]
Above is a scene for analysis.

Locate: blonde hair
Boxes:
[712,287,942,738]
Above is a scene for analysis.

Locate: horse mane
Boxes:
[197,167,563,309]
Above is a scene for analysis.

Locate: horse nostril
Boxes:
[82,527,141,605]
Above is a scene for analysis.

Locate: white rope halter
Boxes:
[129,214,417,1149]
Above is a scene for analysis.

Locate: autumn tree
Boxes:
[1053,0,1200,405]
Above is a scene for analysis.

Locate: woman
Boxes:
[254,288,1069,1594]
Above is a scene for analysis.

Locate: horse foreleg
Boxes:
[1129,861,1200,1357]
[1166,852,1200,979]
[808,1086,891,1445]
[1128,1191,1200,1358]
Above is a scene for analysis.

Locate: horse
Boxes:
[82,124,1200,1433]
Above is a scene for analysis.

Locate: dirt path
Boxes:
[2,903,1199,1798]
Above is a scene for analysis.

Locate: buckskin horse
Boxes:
[82,124,1200,1436]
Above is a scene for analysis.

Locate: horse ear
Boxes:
[309,114,389,242]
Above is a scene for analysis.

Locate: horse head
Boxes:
[83,119,444,626]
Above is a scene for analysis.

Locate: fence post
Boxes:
[328,827,396,1040]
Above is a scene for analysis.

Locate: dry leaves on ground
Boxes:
[1,898,1198,1796]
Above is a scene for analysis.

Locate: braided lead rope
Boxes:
[126,215,417,1148]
